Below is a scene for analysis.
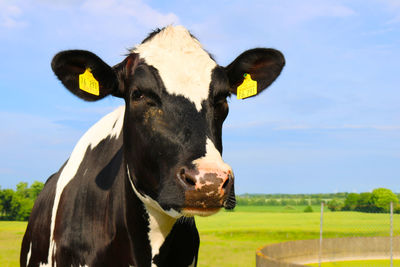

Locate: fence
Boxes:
[256,202,398,266]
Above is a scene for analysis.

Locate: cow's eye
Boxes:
[131,89,144,101]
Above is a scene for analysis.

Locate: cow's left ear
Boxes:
[51,50,121,101]
[225,48,285,97]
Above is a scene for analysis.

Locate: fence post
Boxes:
[319,202,324,267]
[390,201,393,267]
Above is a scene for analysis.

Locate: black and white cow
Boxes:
[20,26,284,267]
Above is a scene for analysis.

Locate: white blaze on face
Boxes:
[133,26,217,111]
[192,138,232,182]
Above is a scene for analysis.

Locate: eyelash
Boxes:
[131,88,162,107]
[131,89,144,100]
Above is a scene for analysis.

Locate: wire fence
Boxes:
[318,201,398,266]
[256,202,399,267]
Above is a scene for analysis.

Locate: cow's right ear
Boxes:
[52,50,128,101]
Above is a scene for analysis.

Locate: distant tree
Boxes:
[355,192,373,212]
[280,199,288,206]
[311,198,322,205]
[327,199,343,211]
[267,199,279,206]
[29,181,44,200]
[304,205,313,212]
[298,198,308,205]
[370,188,399,213]
[253,197,265,206]
[0,189,15,218]
[394,203,400,214]
[10,194,34,221]
[0,181,45,220]
[343,193,359,211]
[16,182,30,198]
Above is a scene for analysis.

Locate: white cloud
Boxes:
[0,0,26,28]
[81,0,179,29]
[29,0,181,51]
[1,0,179,47]
[0,111,83,188]
[0,111,81,147]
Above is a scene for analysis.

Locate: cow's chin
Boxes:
[181,207,221,217]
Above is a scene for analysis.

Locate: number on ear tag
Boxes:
[237,73,257,100]
[79,68,99,96]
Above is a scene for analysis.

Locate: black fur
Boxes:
[225,48,285,95]
[153,218,199,267]
[20,171,60,266]
[51,50,118,101]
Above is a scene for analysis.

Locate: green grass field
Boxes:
[196,206,397,266]
[0,206,398,266]
[0,221,26,267]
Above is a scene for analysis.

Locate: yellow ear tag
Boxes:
[237,73,257,100]
[79,68,99,96]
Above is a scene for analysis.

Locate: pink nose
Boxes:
[176,166,234,211]
[178,167,232,194]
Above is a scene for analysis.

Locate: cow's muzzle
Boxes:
[176,165,235,216]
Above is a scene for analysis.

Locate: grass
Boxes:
[230,205,328,213]
[196,206,397,267]
[0,206,398,267]
[0,221,26,267]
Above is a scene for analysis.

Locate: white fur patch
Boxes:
[127,167,178,267]
[133,26,217,111]
[26,242,32,266]
[46,106,125,266]
[127,167,181,218]
[189,256,196,267]
[192,138,232,178]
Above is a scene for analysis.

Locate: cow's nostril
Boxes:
[222,174,231,190]
[185,176,196,186]
[178,167,196,187]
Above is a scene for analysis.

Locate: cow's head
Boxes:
[51,26,284,218]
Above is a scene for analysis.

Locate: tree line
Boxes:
[0,182,44,221]
[236,196,323,206]
[236,192,346,206]
[1,182,399,221]
[327,188,400,213]
[237,188,400,214]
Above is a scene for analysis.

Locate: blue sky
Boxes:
[1,0,399,194]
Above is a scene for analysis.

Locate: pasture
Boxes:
[0,206,398,266]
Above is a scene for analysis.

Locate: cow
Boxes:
[20,26,284,267]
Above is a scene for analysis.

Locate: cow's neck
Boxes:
[145,204,177,263]
[126,166,178,266]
